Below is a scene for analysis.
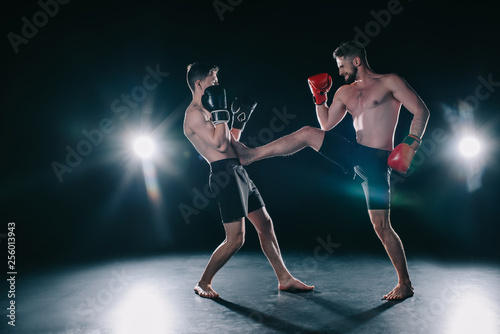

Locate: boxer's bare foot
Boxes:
[231,134,257,165]
[382,282,414,300]
[194,283,219,299]
[279,277,314,293]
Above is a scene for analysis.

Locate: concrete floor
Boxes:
[4,252,500,334]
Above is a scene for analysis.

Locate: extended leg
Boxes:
[232,126,325,165]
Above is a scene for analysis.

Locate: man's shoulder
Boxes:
[184,103,210,134]
[379,73,404,84]
[378,73,409,92]
[185,103,206,121]
[335,83,353,94]
[185,103,203,114]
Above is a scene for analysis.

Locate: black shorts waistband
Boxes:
[353,143,391,162]
[210,158,241,172]
[355,143,391,154]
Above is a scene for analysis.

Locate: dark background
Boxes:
[2,0,499,268]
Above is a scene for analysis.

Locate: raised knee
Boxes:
[299,126,324,150]
[300,126,316,138]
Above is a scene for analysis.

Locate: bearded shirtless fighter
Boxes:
[232,42,430,300]
[183,62,313,299]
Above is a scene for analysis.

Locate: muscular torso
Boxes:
[340,74,401,151]
[183,103,237,163]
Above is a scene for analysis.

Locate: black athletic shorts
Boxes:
[209,158,265,223]
[318,132,392,210]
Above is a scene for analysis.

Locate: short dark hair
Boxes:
[186,62,219,92]
[333,41,367,64]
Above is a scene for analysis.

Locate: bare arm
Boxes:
[388,74,430,145]
[186,107,230,151]
[316,87,348,131]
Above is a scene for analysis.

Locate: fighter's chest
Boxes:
[344,85,392,113]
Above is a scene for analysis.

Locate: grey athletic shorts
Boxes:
[209,158,265,223]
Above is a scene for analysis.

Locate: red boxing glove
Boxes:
[388,134,421,174]
[308,73,332,105]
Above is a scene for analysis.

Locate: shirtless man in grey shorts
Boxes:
[184,62,314,299]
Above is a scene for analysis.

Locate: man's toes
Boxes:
[383,288,411,300]
[390,293,400,300]
[383,290,397,300]
[206,291,218,299]
[279,280,314,293]
[194,286,219,299]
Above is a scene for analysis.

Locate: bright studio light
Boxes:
[110,285,176,333]
[459,137,481,158]
[134,137,155,159]
[445,291,498,334]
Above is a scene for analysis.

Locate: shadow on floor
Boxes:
[312,296,401,332]
[214,294,401,334]
[214,298,326,334]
